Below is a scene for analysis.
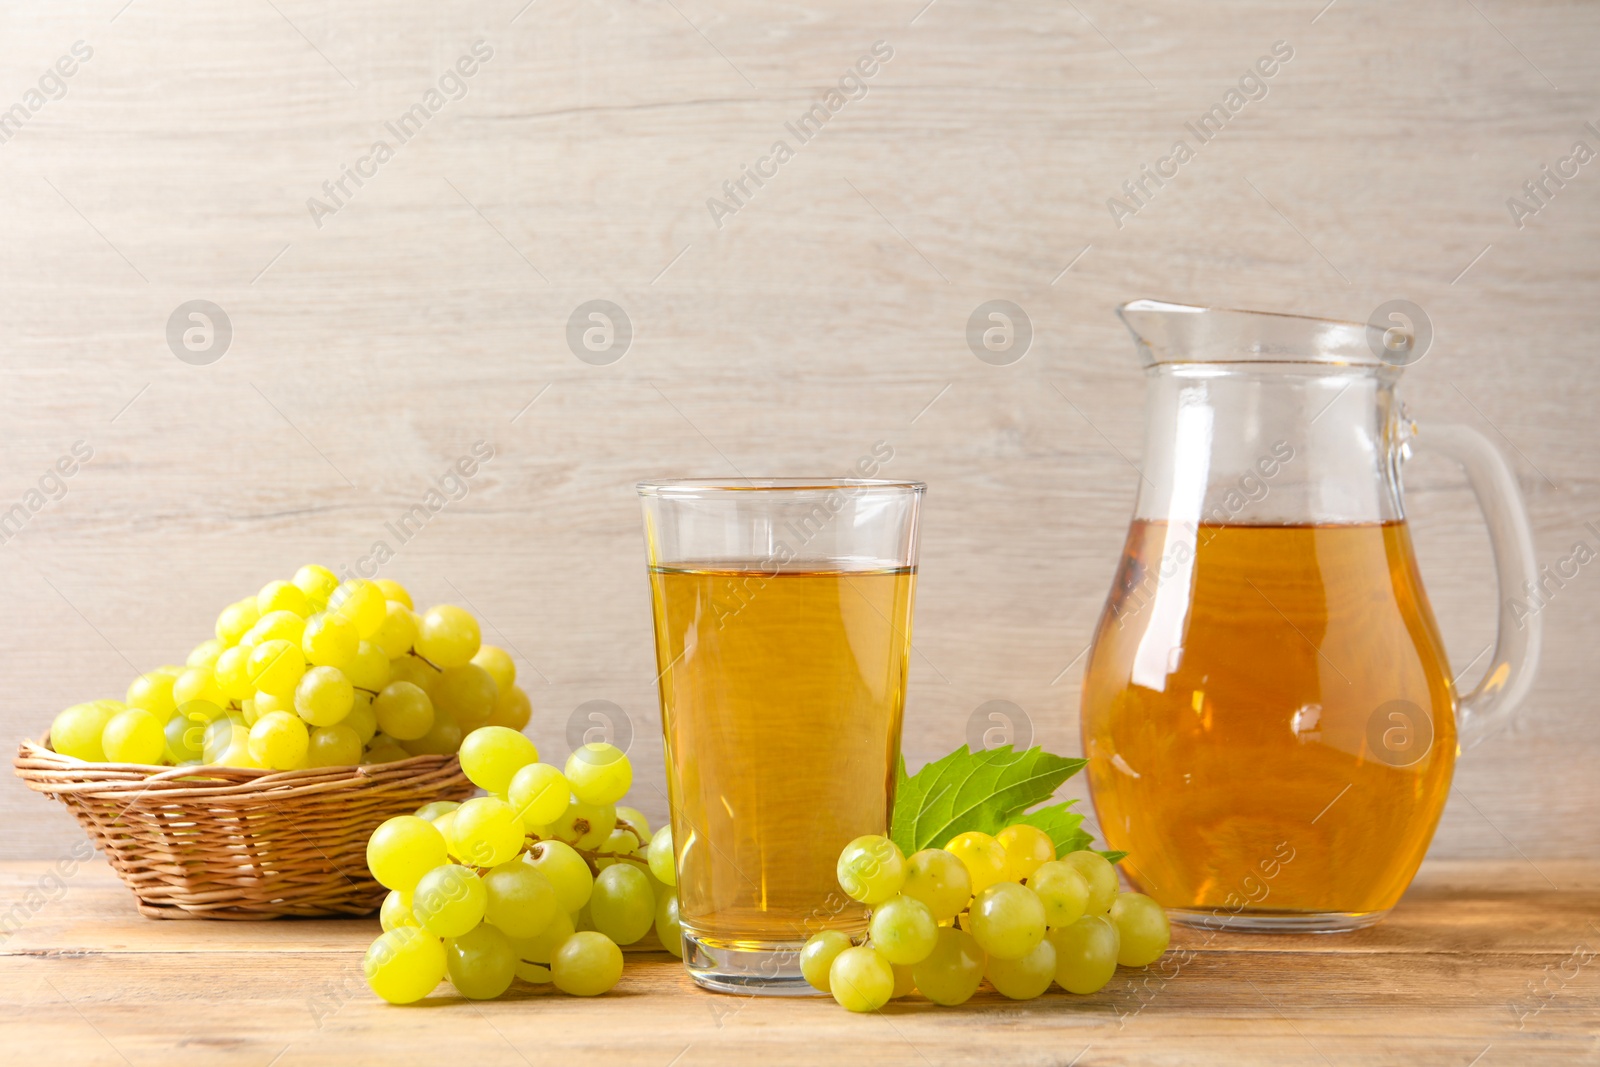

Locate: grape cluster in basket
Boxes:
[806,825,1171,1011]
[363,728,680,1003]
[46,565,531,770]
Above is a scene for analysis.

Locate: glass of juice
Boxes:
[637,478,923,994]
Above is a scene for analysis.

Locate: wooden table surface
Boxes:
[3,858,1595,1066]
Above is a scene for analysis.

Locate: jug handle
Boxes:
[1412,423,1543,747]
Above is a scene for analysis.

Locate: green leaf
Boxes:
[890,745,1088,855]
[1011,801,1088,856]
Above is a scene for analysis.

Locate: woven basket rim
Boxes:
[15,735,467,803]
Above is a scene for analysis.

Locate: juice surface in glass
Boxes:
[1082,519,1458,920]
[649,563,914,946]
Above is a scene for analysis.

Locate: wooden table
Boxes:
[3,858,1595,1065]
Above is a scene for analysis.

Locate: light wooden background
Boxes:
[1,0,1595,869]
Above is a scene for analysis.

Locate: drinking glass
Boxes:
[638,479,923,993]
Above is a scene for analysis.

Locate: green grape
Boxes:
[470,644,515,695]
[219,742,261,769]
[836,835,906,905]
[1029,860,1091,929]
[828,946,893,1012]
[891,963,917,999]
[179,698,227,727]
[248,710,309,770]
[446,922,517,999]
[380,889,418,931]
[125,672,177,720]
[508,764,570,827]
[413,863,487,938]
[458,726,539,794]
[343,692,378,743]
[482,860,558,938]
[433,664,498,729]
[450,797,526,868]
[329,579,388,639]
[432,809,459,857]
[551,930,623,996]
[589,863,654,945]
[986,936,1056,1000]
[912,927,985,1006]
[599,828,640,855]
[302,612,359,670]
[551,796,615,850]
[486,684,531,731]
[1062,850,1120,916]
[367,815,449,893]
[293,564,340,609]
[294,665,354,727]
[186,639,224,669]
[616,807,651,844]
[249,609,307,646]
[944,831,1008,896]
[372,601,418,659]
[253,689,294,717]
[415,800,460,821]
[869,894,938,965]
[50,702,120,761]
[346,641,392,692]
[902,848,972,923]
[373,681,435,741]
[306,723,362,767]
[655,891,682,958]
[415,605,481,668]
[997,823,1056,883]
[1051,914,1120,994]
[102,708,165,764]
[515,960,552,983]
[398,707,462,757]
[364,927,446,1004]
[564,743,632,806]
[373,577,412,608]
[364,738,412,764]
[647,825,676,886]
[800,930,853,992]
[163,711,205,763]
[247,639,305,697]
[388,655,439,694]
[969,881,1047,960]
[510,908,574,965]
[202,717,251,766]
[257,579,312,618]
[1109,891,1170,967]
[527,839,593,912]
[215,598,261,645]
[213,645,254,700]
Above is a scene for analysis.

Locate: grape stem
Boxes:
[526,833,650,877]
[407,650,443,673]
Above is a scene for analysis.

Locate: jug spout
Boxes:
[1117,299,1390,369]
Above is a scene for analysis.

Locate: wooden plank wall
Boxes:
[1,0,1595,862]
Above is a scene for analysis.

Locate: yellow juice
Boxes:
[648,564,915,945]
[1081,520,1457,917]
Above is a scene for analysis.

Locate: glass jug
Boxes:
[1080,300,1542,932]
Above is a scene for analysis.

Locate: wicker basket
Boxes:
[14,736,475,920]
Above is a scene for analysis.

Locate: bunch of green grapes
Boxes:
[45,566,534,771]
[362,728,682,1003]
[804,824,1170,1011]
